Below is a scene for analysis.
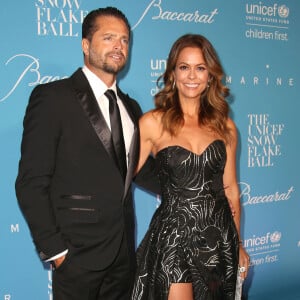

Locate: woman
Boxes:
[132,34,249,300]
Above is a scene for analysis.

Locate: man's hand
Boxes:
[54,255,66,269]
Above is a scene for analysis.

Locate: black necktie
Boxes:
[105,89,127,180]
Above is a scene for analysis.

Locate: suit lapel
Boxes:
[124,127,138,199]
[71,69,119,168]
[70,69,141,200]
[116,89,140,200]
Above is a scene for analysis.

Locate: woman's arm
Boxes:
[134,111,162,195]
[136,111,158,173]
[223,118,250,279]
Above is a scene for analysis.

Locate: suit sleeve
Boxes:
[15,84,66,260]
[135,156,161,195]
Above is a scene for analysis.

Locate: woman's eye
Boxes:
[179,65,188,70]
[198,66,206,71]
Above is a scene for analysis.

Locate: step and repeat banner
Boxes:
[1,1,299,299]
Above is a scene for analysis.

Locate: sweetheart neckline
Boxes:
[155,139,225,158]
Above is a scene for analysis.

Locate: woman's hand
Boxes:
[238,244,250,280]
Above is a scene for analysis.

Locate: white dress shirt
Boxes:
[82,65,134,165]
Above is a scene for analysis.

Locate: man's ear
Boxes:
[82,38,89,55]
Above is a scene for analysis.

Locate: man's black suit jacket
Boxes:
[15,68,158,271]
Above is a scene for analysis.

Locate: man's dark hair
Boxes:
[82,7,131,41]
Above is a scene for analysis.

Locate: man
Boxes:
[15,7,158,300]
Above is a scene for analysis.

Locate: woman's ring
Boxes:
[239,266,246,273]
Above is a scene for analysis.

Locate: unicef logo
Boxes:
[277,5,289,18]
[270,231,281,243]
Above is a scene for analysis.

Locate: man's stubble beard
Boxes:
[102,62,124,75]
[89,50,126,75]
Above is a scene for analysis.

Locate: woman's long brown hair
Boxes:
[154,34,231,143]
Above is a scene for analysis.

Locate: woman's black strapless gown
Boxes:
[132,140,239,300]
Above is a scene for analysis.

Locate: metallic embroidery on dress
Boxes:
[131,140,239,300]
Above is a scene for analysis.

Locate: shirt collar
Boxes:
[82,65,117,99]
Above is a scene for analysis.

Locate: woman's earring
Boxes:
[172,80,176,90]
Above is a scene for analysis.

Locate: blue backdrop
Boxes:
[1,1,299,299]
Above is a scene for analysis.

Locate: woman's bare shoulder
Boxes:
[226,117,237,130]
[140,109,163,127]
[139,109,165,143]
